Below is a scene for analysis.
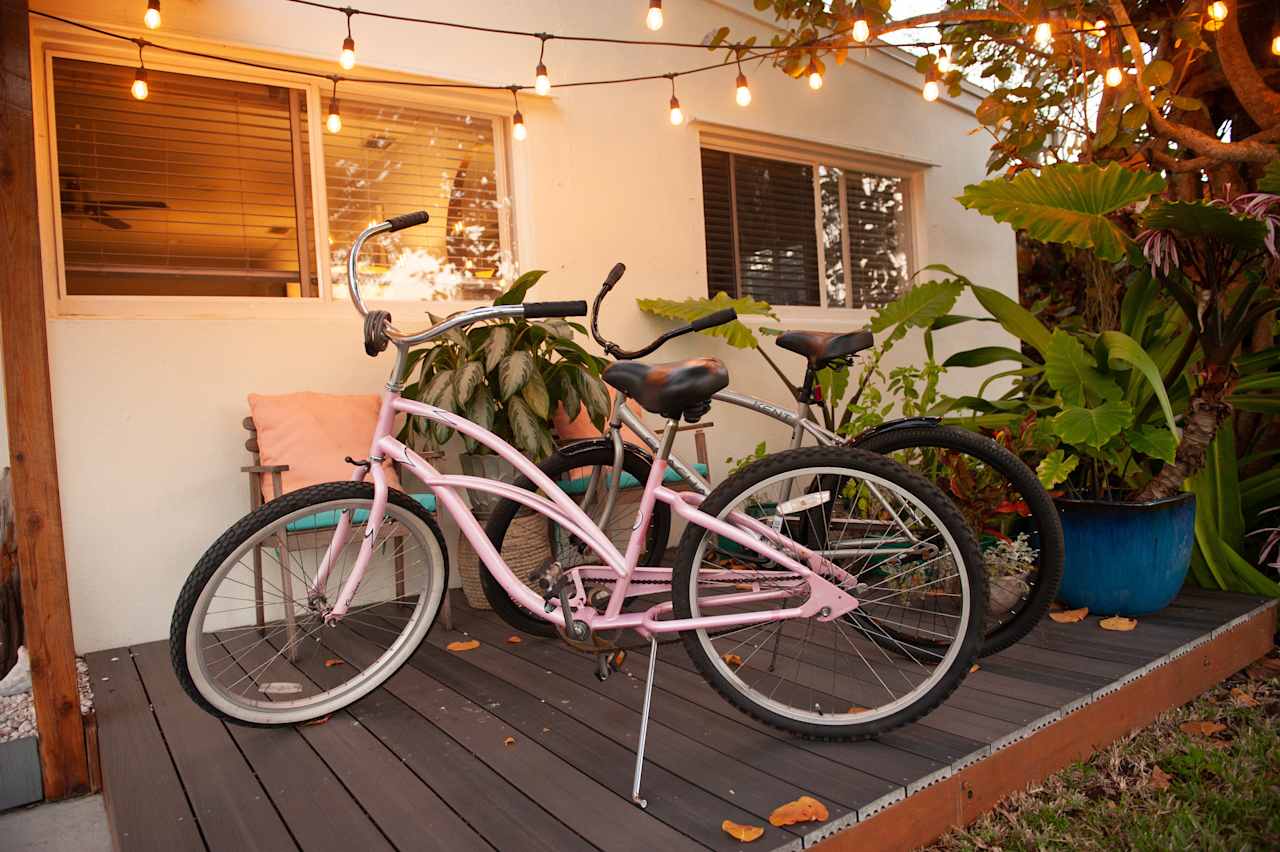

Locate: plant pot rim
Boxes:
[1054,492,1195,513]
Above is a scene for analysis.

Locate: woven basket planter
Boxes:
[457,510,550,610]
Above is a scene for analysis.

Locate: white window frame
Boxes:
[695,123,930,326]
[30,20,519,320]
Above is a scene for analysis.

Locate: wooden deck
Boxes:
[86,589,1276,852]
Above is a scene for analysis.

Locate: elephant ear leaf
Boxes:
[636,291,776,350]
[870,279,963,337]
[956,162,1166,261]
[1052,401,1133,448]
[970,285,1053,355]
[1259,159,1280,194]
[1140,201,1269,252]
[1129,424,1177,464]
[1098,331,1177,434]
[1044,329,1123,406]
[1036,449,1079,489]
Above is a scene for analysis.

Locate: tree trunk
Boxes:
[1133,363,1234,501]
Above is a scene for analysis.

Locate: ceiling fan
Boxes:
[60,174,168,230]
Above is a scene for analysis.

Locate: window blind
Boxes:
[52,58,307,297]
[312,99,505,302]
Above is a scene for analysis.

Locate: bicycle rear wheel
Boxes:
[671,445,985,740]
[854,424,1063,656]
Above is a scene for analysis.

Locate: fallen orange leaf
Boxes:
[1230,687,1259,708]
[847,706,868,713]
[768,795,829,827]
[721,820,764,842]
[1179,720,1227,737]
[970,663,981,673]
[1049,607,1089,624]
[1099,616,1137,631]
[1149,765,1171,790]
[503,736,516,747]
[300,715,330,727]
[447,639,480,652]
[506,635,523,645]
[722,653,744,668]
[323,658,345,667]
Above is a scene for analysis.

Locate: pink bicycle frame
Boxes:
[309,388,861,637]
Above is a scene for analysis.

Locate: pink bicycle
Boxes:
[171,211,986,804]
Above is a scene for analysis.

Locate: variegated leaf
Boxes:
[499,351,534,400]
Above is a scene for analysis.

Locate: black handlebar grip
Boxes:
[524,300,589,319]
[602,262,626,291]
[690,307,738,332]
[384,210,430,232]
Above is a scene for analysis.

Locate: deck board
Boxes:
[89,589,1276,852]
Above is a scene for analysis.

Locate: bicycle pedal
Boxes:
[594,649,627,681]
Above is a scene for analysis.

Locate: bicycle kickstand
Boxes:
[630,637,659,809]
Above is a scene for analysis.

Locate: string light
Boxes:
[1092,19,1107,35]
[534,35,551,96]
[646,0,663,32]
[511,87,527,140]
[806,58,823,90]
[1033,21,1053,47]
[922,65,940,102]
[339,9,356,70]
[667,75,683,125]
[735,65,751,107]
[936,46,952,73]
[131,42,149,99]
[1204,1,1227,31]
[851,0,870,44]
[1273,33,1280,56]
[1105,65,1123,87]
[326,79,342,133]
[143,0,160,30]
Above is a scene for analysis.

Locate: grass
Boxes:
[930,647,1280,852]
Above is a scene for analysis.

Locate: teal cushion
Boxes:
[285,492,437,532]
[556,463,708,496]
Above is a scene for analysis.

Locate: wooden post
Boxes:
[0,0,91,799]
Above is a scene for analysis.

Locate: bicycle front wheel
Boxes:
[854,425,1064,656]
[671,446,985,740]
[171,482,448,725]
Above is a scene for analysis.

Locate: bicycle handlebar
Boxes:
[349,213,587,354]
[589,263,737,360]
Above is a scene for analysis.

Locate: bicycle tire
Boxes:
[481,442,672,637]
[853,424,1064,656]
[671,445,986,740]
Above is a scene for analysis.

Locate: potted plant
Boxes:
[401,270,611,607]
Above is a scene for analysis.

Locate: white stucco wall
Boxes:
[18,0,1018,652]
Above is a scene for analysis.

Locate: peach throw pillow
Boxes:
[248,392,401,500]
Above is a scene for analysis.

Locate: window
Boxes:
[48,56,512,303]
[700,146,913,309]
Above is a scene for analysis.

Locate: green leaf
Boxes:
[636,292,776,349]
[941,346,1032,368]
[1141,201,1269,253]
[454,361,484,407]
[423,368,456,410]
[1169,95,1203,113]
[498,351,534,400]
[971,285,1053,355]
[1097,331,1177,434]
[483,324,513,373]
[1259,159,1280,194]
[506,396,544,457]
[520,369,551,419]
[1043,329,1122,405]
[870,279,963,336]
[1036,449,1079,489]
[576,371,611,429]
[463,386,495,454]
[1128,424,1177,463]
[557,368,582,422]
[1052,401,1133,448]
[956,162,1166,261]
[1120,104,1149,131]
[1141,60,1174,87]
[494,270,547,306]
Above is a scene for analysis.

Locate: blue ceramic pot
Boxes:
[1056,493,1196,616]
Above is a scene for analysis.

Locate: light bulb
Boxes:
[668,96,683,125]
[535,63,551,96]
[512,111,527,140]
[131,68,149,100]
[1093,19,1107,35]
[1207,2,1228,23]
[143,0,160,29]
[326,100,342,133]
[1273,34,1280,56]
[937,48,952,73]
[922,79,940,102]
[1034,22,1052,47]
[852,19,870,43]
[646,0,663,31]
[735,72,751,106]
[1105,66,1123,87]
[807,61,823,90]
[339,37,356,70]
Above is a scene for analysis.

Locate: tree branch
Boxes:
[1213,0,1280,129]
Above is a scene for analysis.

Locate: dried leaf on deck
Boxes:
[503,736,516,747]
[1049,607,1089,623]
[722,653,744,668]
[970,663,981,673]
[1230,687,1259,708]
[448,639,480,652]
[300,715,330,727]
[1099,616,1137,631]
[506,635,523,645]
[768,795,828,827]
[1178,720,1227,737]
[1149,765,1171,790]
[721,820,764,842]
[847,706,868,713]
[323,658,345,667]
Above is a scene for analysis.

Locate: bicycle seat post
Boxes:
[630,636,659,809]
